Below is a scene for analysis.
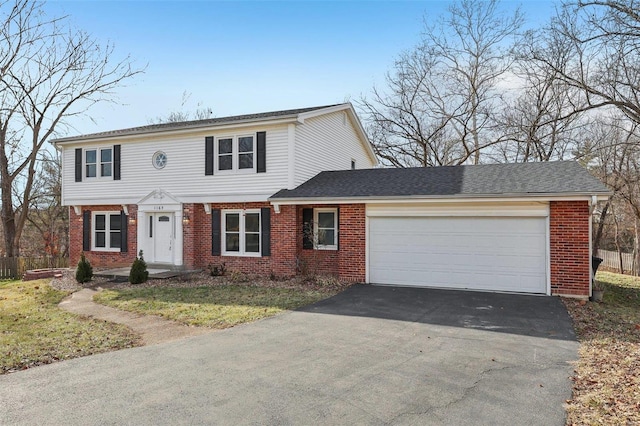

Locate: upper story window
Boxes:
[85,148,112,178]
[93,212,121,251]
[216,135,255,173]
[223,209,260,256]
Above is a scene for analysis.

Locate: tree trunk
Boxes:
[592,200,610,257]
[612,203,624,273]
[635,216,640,276]
[0,177,16,257]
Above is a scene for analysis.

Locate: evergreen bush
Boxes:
[75,253,93,283]
[129,250,149,284]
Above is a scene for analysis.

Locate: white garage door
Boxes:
[368,216,547,294]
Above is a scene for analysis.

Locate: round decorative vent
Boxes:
[152,151,167,169]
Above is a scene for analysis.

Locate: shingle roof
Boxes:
[52,104,341,143]
[270,161,611,200]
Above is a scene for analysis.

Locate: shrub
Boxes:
[129,250,149,284]
[75,253,93,283]
[208,262,226,277]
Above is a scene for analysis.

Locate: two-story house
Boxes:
[55,103,610,298]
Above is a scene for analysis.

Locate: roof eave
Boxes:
[52,115,302,146]
[268,192,612,204]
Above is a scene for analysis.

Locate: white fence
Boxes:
[597,249,635,273]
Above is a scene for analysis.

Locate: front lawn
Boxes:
[0,279,140,374]
[93,283,338,328]
[564,271,640,425]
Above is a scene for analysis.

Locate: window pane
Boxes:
[101,149,112,162]
[318,229,335,246]
[101,163,112,177]
[110,214,121,231]
[318,212,335,229]
[95,232,106,248]
[239,153,253,169]
[245,213,260,232]
[225,214,239,232]
[85,150,96,163]
[110,232,121,248]
[95,214,106,230]
[226,233,239,252]
[219,139,232,154]
[245,233,260,252]
[219,155,232,170]
[86,164,96,178]
[238,136,253,153]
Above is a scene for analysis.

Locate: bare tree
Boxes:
[359,0,523,167]
[0,0,142,256]
[496,26,588,162]
[22,150,67,258]
[530,1,640,125]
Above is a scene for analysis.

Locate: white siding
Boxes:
[294,111,375,187]
[61,124,289,205]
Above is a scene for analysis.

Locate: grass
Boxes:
[563,271,640,425]
[93,284,337,328]
[0,279,140,374]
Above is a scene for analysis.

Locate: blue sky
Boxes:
[45,0,558,136]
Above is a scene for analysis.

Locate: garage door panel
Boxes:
[369,216,547,294]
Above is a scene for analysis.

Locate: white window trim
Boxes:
[214,135,256,174]
[84,147,113,179]
[222,209,261,257]
[91,211,121,252]
[314,208,338,251]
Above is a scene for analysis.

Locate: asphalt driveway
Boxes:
[0,285,577,425]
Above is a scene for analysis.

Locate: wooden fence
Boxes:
[0,257,69,280]
[597,249,635,274]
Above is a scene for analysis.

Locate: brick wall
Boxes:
[194,202,298,277]
[550,200,591,297]
[296,204,366,282]
[69,205,137,268]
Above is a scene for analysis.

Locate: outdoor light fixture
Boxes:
[182,207,191,225]
[128,216,136,225]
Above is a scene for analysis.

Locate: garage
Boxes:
[368,208,548,294]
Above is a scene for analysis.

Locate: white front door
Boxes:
[149,213,174,263]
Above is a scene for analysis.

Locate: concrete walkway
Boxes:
[59,289,211,345]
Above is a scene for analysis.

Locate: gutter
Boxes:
[269,192,612,212]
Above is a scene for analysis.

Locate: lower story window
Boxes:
[315,208,338,250]
[223,210,260,256]
[93,212,121,251]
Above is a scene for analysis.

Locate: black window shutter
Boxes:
[256,131,266,173]
[82,210,91,251]
[261,207,271,256]
[113,145,121,180]
[205,137,214,175]
[75,149,82,182]
[336,208,340,251]
[302,208,313,249]
[211,208,221,255]
[120,210,128,252]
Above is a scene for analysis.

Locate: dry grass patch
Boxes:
[93,274,349,328]
[564,271,640,425]
[0,279,140,374]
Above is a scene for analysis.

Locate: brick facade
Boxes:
[69,205,137,268]
[549,200,591,297]
[70,200,591,296]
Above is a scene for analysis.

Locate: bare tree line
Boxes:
[359,0,640,273]
[0,0,142,257]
